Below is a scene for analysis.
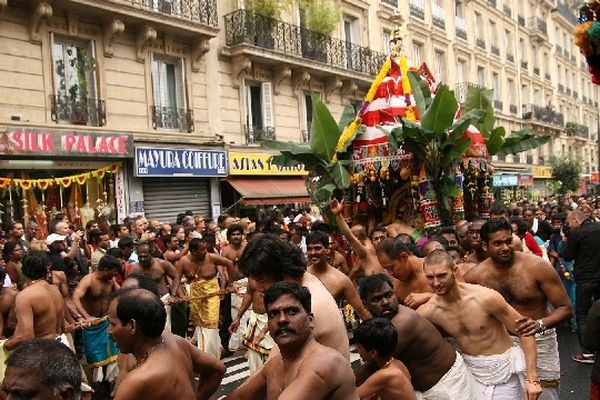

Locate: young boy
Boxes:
[354,318,416,400]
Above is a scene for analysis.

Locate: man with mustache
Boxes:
[357,274,481,399]
[223,281,359,400]
[464,218,572,399]
[238,234,350,359]
[306,231,371,321]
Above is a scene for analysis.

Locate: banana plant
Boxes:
[262,93,355,205]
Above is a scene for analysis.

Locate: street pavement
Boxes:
[210,323,593,399]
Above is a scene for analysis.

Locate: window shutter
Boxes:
[150,55,162,107]
[88,39,98,99]
[49,32,61,95]
[175,58,187,110]
[261,81,273,128]
[243,80,252,127]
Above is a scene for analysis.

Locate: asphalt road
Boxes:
[210,323,594,399]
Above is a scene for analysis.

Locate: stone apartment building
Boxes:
[0,0,597,224]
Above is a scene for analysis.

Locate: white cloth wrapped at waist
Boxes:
[461,346,526,386]
[511,328,560,382]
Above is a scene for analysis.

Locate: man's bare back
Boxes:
[5,281,64,350]
[357,359,415,400]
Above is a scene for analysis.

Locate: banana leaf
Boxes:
[407,71,431,116]
[338,103,357,131]
[464,87,495,136]
[496,129,551,156]
[309,93,340,162]
[420,85,458,135]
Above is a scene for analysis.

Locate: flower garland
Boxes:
[575,2,600,84]
[331,59,392,163]
[0,163,120,190]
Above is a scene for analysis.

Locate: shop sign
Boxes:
[1,126,133,157]
[533,166,553,179]
[591,172,600,184]
[135,147,227,177]
[518,175,534,187]
[229,152,308,175]
[493,174,519,187]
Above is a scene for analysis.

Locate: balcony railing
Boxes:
[491,45,500,56]
[558,84,564,93]
[151,106,194,132]
[566,88,572,95]
[528,17,548,36]
[381,0,398,6]
[556,45,563,56]
[455,16,467,40]
[574,90,578,99]
[50,95,106,127]
[476,38,486,49]
[566,122,589,139]
[522,104,564,126]
[545,73,551,81]
[455,82,482,104]
[224,10,386,76]
[245,125,275,144]
[521,60,528,69]
[409,0,425,19]
[556,1,579,25]
[494,99,503,110]
[503,4,512,17]
[533,66,540,75]
[518,15,525,26]
[126,0,218,26]
[432,2,445,29]
[509,104,518,114]
[507,53,514,63]
[488,0,497,7]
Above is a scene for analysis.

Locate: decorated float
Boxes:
[575,0,600,85]
[264,17,548,232]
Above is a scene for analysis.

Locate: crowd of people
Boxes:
[0,193,599,400]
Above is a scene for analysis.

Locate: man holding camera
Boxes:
[564,209,600,364]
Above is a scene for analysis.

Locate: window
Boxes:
[489,21,496,47]
[519,38,527,62]
[492,72,500,100]
[534,89,541,105]
[477,67,486,87]
[344,16,360,69]
[457,59,466,82]
[244,81,274,143]
[412,42,423,66]
[475,12,483,40]
[522,84,529,104]
[382,31,391,55]
[434,50,445,82]
[455,0,464,18]
[301,92,313,142]
[508,78,515,105]
[504,29,513,54]
[51,35,102,126]
[151,56,191,132]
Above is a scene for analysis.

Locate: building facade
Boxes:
[0,0,597,225]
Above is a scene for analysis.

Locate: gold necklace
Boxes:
[382,358,393,369]
[135,337,165,369]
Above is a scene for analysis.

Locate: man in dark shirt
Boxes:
[564,209,600,363]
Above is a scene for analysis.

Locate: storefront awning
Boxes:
[226,177,310,205]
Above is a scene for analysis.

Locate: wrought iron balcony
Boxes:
[509,104,518,114]
[566,122,589,139]
[224,10,387,77]
[476,38,486,49]
[555,45,563,56]
[50,95,106,127]
[491,45,500,56]
[545,73,551,81]
[574,90,578,99]
[409,0,425,19]
[381,0,397,6]
[528,17,548,37]
[455,16,467,40]
[245,125,275,144]
[520,60,528,70]
[432,2,445,29]
[493,100,503,111]
[151,106,194,132]
[503,4,512,17]
[522,104,564,127]
[556,1,579,25]
[533,66,540,76]
[488,0,497,7]
[518,15,525,26]
[566,88,572,95]
[507,53,514,63]
[455,82,482,104]
[132,0,218,26]
[558,84,564,93]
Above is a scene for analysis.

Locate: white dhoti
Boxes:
[229,278,248,351]
[160,293,172,332]
[415,351,483,400]
[512,328,560,400]
[242,310,275,373]
[462,346,526,400]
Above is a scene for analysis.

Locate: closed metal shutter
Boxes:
[142,178,210,224]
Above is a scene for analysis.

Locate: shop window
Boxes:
[244,81,274,144]
[50,35,105,127]
[151,56,193,132]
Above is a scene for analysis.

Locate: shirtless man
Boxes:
[72,255,120,387]
[220,224,247,354]
[376,238,433,309]
[4,252,64,350]
[328,235,350,275]
[224,282,359,400]
[179,237,232,358]
[464,220,488,264]
[229,277,275,373]
[330,199,383,280]
[238,233,350,360]
[306,231,371,320]
[163,234,188,265]
[464,218,572,399]
[357,274,481,399]
[129,243,180,298]
[418,250,542,400]
[109,289,225,400]
[354,318,415,400]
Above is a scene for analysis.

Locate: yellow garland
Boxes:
[331,58,393,163]
[0,163,120,190]
[400,56,411,94]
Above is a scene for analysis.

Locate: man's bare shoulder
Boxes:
[301,342,353,378]
[462,261,489,282]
